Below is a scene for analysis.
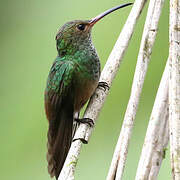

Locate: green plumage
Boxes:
[45,20,100,179]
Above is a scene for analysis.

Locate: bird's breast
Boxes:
[73,77,98,112]
[73,54,100,111]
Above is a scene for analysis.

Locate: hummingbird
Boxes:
[45,3,132,179]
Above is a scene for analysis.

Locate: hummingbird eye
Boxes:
[77,24,86,31]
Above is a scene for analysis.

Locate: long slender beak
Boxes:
[89,3,133,26]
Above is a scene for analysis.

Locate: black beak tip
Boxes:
[90,2,133,26]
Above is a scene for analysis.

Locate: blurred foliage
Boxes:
[0,0,170,179]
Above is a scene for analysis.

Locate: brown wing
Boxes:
[45,61,75,179]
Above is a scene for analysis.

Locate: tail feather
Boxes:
[46,104,73,179]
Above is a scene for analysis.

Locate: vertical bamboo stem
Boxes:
[135,60,169,180]
[169,0,180,179]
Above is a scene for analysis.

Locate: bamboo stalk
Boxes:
[107,0,165,179]
[58,0,147,179]
[169,0,180,179]
[135,60,169,180]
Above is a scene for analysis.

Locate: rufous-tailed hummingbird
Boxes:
[45,3,132,179]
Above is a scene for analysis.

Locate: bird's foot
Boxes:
[98,81,110,91]
[73,118,94,144]
[73,138,88,144]
[75,118,94,127]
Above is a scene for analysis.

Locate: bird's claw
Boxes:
[98,81,110,91]
[73,118,94,144]
[75,118,94,127]
[72,138,88,144]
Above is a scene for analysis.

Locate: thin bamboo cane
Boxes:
[135,60,169,180]
[169,0,180,179]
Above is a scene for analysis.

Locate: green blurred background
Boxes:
[0,0,170,179]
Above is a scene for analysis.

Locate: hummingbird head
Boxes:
[56,20,92,41]
[56,3,133,57]
[56,19,99,57]
[56,20,93,56]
